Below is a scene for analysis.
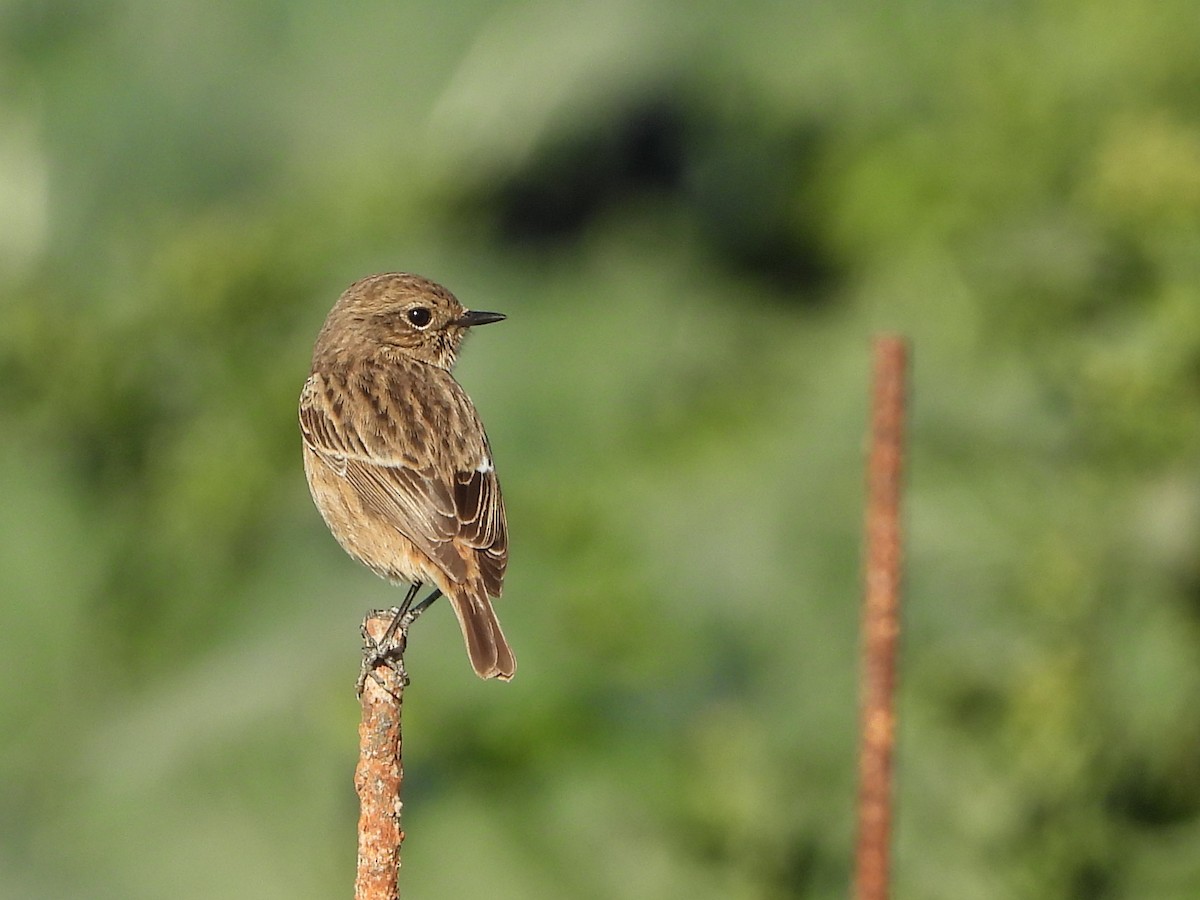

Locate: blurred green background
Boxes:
[3,1,1200,897]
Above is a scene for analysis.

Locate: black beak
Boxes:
[456,309,506,327]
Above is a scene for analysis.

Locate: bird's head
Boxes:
[313,272,504,370]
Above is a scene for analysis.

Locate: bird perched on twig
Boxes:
[299,272,515,682]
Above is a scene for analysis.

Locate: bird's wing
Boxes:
[300,372,506,590]
[452,459,508,596]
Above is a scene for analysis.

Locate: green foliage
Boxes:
[2,1,1200,897]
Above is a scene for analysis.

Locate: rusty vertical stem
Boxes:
[355,612,407,900]
[855,337,908,900]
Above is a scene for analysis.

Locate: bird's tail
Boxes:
[446,586,516,681]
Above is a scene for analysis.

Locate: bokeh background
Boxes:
[3,2,1200,897]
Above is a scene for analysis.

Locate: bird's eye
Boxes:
[406,307,432,328]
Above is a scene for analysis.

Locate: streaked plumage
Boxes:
[299,272,515,680]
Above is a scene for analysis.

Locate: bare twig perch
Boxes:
[854,336,908,900]
[355,611,410,900]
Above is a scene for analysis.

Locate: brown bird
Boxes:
[299,272,515,681]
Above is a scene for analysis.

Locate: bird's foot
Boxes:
[357,607,411,696]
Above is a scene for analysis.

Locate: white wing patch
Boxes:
[476,458,494,474]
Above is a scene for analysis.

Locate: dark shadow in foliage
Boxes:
[1071,860,1115,900]
[684,116,841,299]
[1106,756,1200,828]
[472,86,845,302]
[491,94,689,243]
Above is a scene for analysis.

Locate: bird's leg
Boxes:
[407,588,443,619]
[356,582,421,695]
[380,585,440,648]
[356,586,444,695]
[395,581,423,619]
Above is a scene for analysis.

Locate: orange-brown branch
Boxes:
[855,336,908,900]
[355,612,407,900]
